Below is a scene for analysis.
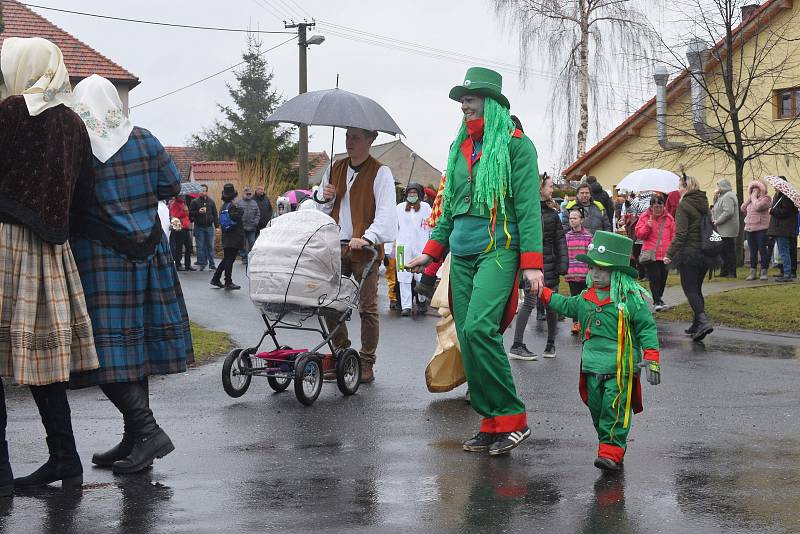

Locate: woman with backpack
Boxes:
[211,183,245,290]
[635,192,676,311]
[664,175,714,342]
[509,173,567,360]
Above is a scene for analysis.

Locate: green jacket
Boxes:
[543,286,660,375]
[425,129,544,270]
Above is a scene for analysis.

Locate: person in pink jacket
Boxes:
[635,192,675,311]
[740,179,772,281]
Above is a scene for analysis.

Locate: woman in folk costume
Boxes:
[408,67,544,455]
[0,38,99,492]
[68,75,193,474]
[395,183,432,316]
[540,231,661,471]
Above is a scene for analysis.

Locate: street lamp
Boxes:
[297,29,325,188]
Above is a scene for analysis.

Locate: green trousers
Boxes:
[450,248,527,433]
[585,373,632,462]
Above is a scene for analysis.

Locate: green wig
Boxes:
[443,97,515,217]
[586,270,651,313]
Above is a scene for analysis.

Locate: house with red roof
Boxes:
[563,0,800,192]
[0,0,139,110]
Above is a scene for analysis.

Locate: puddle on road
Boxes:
[672,440,800,532]
[662,336,800,360]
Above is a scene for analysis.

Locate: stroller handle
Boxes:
[340,241,379,285]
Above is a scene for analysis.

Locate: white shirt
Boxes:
[315,163,399,244]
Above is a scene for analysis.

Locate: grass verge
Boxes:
[190,322,233,365]
[657,282,800,332]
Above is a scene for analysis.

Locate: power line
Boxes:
[249,0,290,23]
[129,36,296,110]
[20,3,295,34]
[317,20,648,93]
[285,0,313,20]
[274,0,305,21]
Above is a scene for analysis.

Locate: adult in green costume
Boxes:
[541,231,661,471]
[408,67,544,456]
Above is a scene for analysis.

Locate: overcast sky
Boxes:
[32,0,658,175]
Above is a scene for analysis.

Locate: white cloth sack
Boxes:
[249,210,356,312]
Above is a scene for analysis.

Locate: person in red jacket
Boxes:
[635,192,675,310]
[168,196,194,271]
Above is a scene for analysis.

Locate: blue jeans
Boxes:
[193,225,216,267]
[746,230,769,269]
[240,230,258,259]
[776,236,793,277]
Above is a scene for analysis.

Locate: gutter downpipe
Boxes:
[653,65,686,151]
[686,38,723,142]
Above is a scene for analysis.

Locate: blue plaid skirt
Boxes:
[68,235,193,387]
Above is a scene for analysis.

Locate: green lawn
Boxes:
[190,322,233,365]
[664,266,778,287]
[657,283,800,332]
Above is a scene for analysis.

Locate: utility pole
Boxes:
[285,21,316,189]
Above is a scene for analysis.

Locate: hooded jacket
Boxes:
[635,207,676,261]
[711,179,739,238]
[168,197,190,230]
[666,189,711,266]
[589,180,615,225]
[740,180,771,232]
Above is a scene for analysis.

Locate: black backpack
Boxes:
[699,212,723,256]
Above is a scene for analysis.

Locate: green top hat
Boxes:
[575,231,639,278]
[449,67,510,109]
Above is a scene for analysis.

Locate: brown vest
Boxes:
[330,156,385,262]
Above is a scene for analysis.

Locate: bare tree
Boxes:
[636,0,800,255]
[492,0,659,169]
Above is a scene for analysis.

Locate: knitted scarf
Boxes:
[443,97,514,218]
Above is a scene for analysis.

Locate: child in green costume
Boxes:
[408,67,544,456]
[541,231,661,471]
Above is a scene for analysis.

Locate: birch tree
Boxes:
[492,0,658,170]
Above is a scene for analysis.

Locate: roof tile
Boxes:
[0,1,139,86]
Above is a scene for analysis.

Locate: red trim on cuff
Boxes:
[493,412,528,433]
[643,349,660,363]
[519,251,544,270]
[479,417,495,434]
[598,443,626,463]
[422,240,447,262]
[541,286,553,305]
[512,128,523,139]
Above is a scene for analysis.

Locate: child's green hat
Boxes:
[575,231,639,278]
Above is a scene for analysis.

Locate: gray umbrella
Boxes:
[179,181,205,195]
[266,88,403,135]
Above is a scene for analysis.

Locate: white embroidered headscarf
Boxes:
[72,74,133,163]
[0,37,72,116]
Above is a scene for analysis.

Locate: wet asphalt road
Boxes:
[3,263,800,533]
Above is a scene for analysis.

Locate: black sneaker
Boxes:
[488,427,531,455]
[594,456,622,472]
[210,279,224,289]
[224,282,241,290]
[462,432,495,452]
[542,344,556,358]
[509,343,537,361]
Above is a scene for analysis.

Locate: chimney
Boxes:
[741,4,760,22]
[653,65,685,151]
[686,38,722,142]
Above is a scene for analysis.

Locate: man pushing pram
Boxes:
[314,127,399,383]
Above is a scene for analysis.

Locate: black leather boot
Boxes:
[684,318,699,336]
[692,313,714,342]
[14,383,83,489]
[101,381,175,475]
[92,432,134,468]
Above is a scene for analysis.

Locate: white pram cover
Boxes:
[249,210,357,312]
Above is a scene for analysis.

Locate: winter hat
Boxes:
[575,231,639,278]
[405,182,424,198]
[221,183,238,201]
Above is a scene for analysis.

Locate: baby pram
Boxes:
[221,210,377,405]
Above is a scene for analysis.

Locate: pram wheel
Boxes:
[336,349,361,396]
[294,354,323,405]
[222,349,252,397]
[267,346,294,392]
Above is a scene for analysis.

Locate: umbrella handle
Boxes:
[313,190,333,204]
